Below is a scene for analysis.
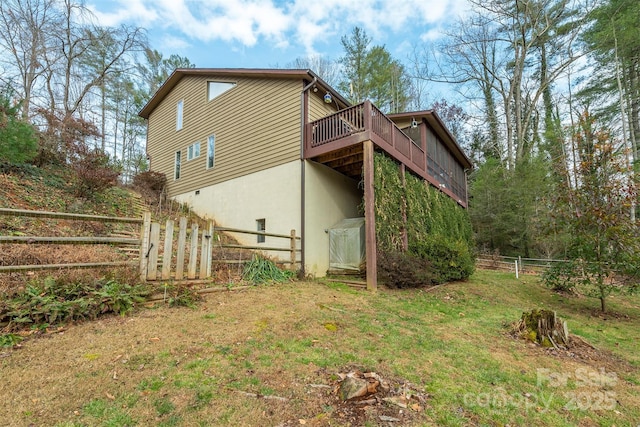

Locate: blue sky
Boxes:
[87,0,469,70]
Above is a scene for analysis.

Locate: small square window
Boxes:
[187,142,200,160]
[256,219,265,243]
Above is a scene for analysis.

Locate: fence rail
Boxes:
[477,255,568,276]
[0,208,143,274]
[1,208,301,281]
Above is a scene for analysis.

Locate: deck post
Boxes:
[364,101,372,131]
[363,139,377,291]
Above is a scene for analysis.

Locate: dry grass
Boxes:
[1,271,639,427]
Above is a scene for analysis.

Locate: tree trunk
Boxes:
[516,309,569,348]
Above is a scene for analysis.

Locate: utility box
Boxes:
[328,217,366,273]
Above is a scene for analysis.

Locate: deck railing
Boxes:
[306,101,467,206]
[308,101,427,177]
[309,103,366,148]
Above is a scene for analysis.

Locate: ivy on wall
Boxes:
[372,152,475,284]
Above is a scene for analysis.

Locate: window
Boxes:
[207,81,236,101]
[207,135,215,169]
[256,219,266,243]
[187,142,200,160]
[174,151,181,180]
[176,99,183,130]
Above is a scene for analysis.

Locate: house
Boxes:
[139,69,472,289]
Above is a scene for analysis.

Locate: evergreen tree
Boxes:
[0,87,38,164]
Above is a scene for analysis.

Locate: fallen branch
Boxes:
[235,390,288,402]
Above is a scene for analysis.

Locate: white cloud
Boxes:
[87,0,158,27]
[87,0,470,58]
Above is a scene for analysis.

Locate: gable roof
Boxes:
[388,110,473,170]
[138,68,350,119]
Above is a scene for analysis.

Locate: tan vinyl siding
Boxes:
[308,90,339,121]
[146,76,302,197]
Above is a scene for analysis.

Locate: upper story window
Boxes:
[187,142,200,160]
[176,99,184,130]
[208,81,236,101]
[207,135,215,169]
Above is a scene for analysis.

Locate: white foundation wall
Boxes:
[173,161,302,262]
[304,161,362,277]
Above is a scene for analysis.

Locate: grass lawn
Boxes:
[1,269,638,426]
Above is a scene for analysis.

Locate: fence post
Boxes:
[515,260,519,279]
[199,224,210,279]
[206,221,213,278]
[187,223,199,279]
[161,219,174,280]
[175,217,187,280]
[147,222,160,280]
[139,212,151,280]
[290,229,296,268]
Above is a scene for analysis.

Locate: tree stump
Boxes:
[515,309,569,348]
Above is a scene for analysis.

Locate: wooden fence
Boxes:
[0,208,143,273]
[141,217,301,281]
[1,209,301,282]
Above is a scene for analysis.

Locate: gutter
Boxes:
[299,76,317,277]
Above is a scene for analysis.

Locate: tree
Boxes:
[431,99,469,146]
[0,87,38,163]
[420,0,586,169]
[338,27,370,104]
[137,48,194,98]
[469,155,559,257]
[338,27,412,113]
[0,0,60,119]
[285,55,341,88]
[543,111,640,312]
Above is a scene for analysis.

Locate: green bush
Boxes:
[541,260,578,293]
[377,250,435,288]
[410,237,475,284]
[1,276,150,330]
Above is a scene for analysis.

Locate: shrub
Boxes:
[70,145,120,198]
[377,250,435,288]
[410,237,475,284]
[242,255,295,285]
[542,260,578,293]
[132,170,167,202]
[1,276,150,330]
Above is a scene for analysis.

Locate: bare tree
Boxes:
[418,0,587,169]
[0,0,60,118]
[286,55,341,88]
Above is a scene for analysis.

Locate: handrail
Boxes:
[306,101,467,207]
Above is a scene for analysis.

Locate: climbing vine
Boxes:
[373,152,475,285]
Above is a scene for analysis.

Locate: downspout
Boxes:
[300,76,317,277]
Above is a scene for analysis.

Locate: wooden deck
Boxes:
[304,101,467,207]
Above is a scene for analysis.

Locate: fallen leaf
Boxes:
[324,322,338,332]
